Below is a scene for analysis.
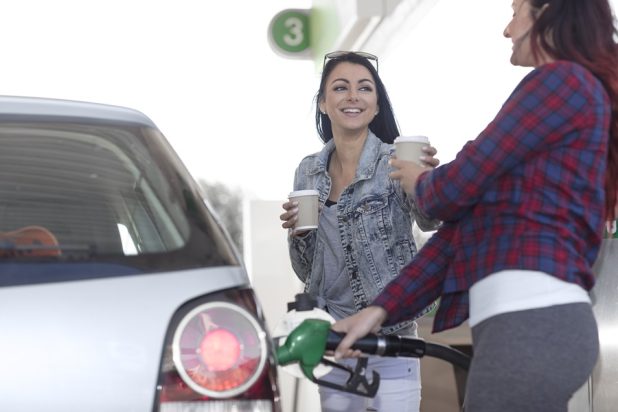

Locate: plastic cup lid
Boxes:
[288,189,319,198]
[394,135,430,144]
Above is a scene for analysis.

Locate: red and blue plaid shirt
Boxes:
[374,61,611,332]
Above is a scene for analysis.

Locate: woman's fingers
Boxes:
[422,145,437,156]
[422,145,440,167]
[331,307,387,359]
[280,201,299,229]
[421,156,440,168]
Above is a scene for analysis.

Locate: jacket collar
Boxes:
[310,131,384,182]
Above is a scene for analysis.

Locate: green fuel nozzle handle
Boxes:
[274,313,469,398]
[275,318,382,398]
[276,318,331,380]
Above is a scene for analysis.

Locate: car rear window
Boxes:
[0,121,238,284]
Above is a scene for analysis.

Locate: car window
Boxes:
[0,121,238,283]
[0,123,189,255]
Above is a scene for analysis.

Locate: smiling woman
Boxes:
[318,61,381,153]
[279,51,441,412]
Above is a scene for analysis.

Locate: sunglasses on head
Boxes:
[323,51,379,72]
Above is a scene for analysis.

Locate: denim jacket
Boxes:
[288,132,438,334]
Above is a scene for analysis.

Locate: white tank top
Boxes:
[469,270,591,327]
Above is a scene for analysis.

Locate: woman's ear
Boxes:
[535,2,549,17]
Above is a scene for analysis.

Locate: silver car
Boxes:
[0,96,281,412]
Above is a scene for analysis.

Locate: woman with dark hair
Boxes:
[333,1,618,411]
[280,51,440,411]
[314,52,401,145]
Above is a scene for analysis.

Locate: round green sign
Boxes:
[268,9,310,57]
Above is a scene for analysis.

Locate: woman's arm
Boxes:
[332,223,456,357]
[283,164,318,282]
[288,230,316,283]
[416,63,596,221]
[390,146,441,231]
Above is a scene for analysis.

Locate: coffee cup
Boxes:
[288,189,319,232]
[394,135,430,166]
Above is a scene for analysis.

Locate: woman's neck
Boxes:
[331,127,368,154]
[328,129,367,201]
[332,130,366,169]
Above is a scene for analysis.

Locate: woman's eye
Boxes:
[360,86,373,92]
[333,86,347,92]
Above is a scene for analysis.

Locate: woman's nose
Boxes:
[503,24,511,38]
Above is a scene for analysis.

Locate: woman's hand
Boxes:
[331,306,388,360]
[280,200,310,236]
[280,200,298,230]
[389,145,439,195]
[420,144,440,168]
[389,158,427,195]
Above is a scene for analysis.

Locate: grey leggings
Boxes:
[464,303,598,412]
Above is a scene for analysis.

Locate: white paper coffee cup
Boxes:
[288,189,319,232]
[394,135,430,166]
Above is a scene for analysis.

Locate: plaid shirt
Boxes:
[374,61,611,332]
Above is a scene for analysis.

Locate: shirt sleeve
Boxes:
[372,223,456,325]
[287,164,317,283]
[415,62,594,221]
[288,230,316,283]
[387,147,441,232]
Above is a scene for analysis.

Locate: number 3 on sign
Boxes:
[268,9,311,58]
[284,17,304,47]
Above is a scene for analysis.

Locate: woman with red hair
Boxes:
[333,0,618,410]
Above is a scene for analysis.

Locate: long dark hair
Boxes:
[314,52,400,144]
[529,0,618,220]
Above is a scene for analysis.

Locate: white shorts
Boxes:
[318,356,421,412]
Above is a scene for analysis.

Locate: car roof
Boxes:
[0,95,156,127]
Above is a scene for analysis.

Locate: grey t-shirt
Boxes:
[318,204,420,381]
[318,202,355,321]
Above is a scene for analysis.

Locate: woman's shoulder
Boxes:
[513,60,605,102]
[380,143,395,163]
[298,151,320,164]
[529,60,598,84]
[368,133,395,157]
[297,148,327,174]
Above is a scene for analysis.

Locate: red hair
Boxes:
[530,0,618,221]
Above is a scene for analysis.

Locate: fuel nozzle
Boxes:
[276,318,380,397]
[276,318,331,380]
[275,303,471,399]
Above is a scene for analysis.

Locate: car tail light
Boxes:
[154,288,280,412]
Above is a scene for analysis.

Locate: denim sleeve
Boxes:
[288,160,317,283]
[288,230,317,283]
[288,228,316,283]
[393,171,440,232]
[410,197,441,232]
[386,149,441,232]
